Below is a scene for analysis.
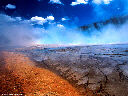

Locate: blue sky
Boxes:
[0,0,128,26]
[0,0,128,45]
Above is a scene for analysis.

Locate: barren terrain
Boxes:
[0,44,128,96]
[16,44,128,96]
[0,51,83,96]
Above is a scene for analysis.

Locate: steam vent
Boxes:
[0,0,128,96]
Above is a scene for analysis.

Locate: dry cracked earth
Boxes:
[0,44,128,96]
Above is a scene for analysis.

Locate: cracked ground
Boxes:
[15,44,128,96]
[0,44,128,96]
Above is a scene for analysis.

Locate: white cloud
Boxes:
[61,17,70,21]
[5,4,16,9]
[93,0,101,4]
[71,0,88,6]
[57,24,64,28]
[31,16,47,25]
[103,0,112,4]
[49,0,63,4]
[30,16,54,25]
[93,0,112,4]
[31,16,46,22]
[62,18,66,21]
[47,16,54,21]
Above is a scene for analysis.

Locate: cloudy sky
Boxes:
[0,0,128,46]
[0,0,128,26]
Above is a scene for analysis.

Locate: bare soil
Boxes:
[0,51,84,96]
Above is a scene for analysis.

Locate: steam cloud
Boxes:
[0,13,128,47]
[39,22,128,45]
[0,14,42,47]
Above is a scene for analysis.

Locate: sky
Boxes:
[0,0,128,26]
[0,0,128,46]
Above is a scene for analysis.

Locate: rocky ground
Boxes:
[15,44,128,96]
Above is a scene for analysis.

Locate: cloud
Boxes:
[62,18,66,21]
[93,0,112,4]
[46,16,54,21]
[57,24,64,28]
[30,16,54,25]
[15,17,22,21]
[31,16,47,25]
[71,0,88,6]
[61,17,70,21]
[49,0,63,4]
[5,4,16,9]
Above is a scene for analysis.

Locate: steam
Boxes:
[0,14,41,47]
[85,23,128,44]
[38,22,128,45]
[0,13,128,47]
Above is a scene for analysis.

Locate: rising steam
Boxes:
[0,13,128,47]
[39,21,128,45]
[0,14,42,47]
